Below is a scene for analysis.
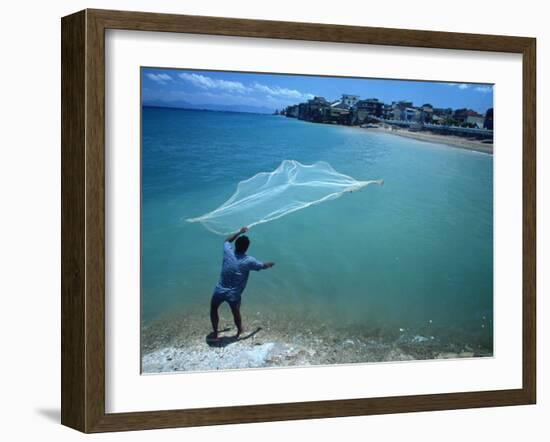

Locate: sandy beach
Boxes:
[141,307,493,374]
[366,126,493,154]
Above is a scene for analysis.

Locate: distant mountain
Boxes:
[142,100,275,114]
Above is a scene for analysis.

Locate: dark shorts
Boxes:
[211,291,241,309]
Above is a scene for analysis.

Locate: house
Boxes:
[295,96,330,121]
[353,98,384,124]
[433,107,453,119]
[465,115,485,128]
[382,104,393,120]
[420,104,434,123]
[431,114,446,124]
[284,105,299,118]
[325,106,351,124]
[453,108,481,124]
[340,94,360,108]
[404,107,421,122]
[388,101,414,120]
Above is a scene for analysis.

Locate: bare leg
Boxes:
[229,303,243,338]
[210,296,223,338]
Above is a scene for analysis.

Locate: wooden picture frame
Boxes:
[61,8,536,433]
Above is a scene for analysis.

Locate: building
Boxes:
[295,97,327,120]
[390,107,403,120]
[299,96,330,122]
[340,94,360,108]
[465,115,485,128]
[432,107,453,121]
[420,104,434,123]
[382,103,393,120]
[404,107,421,122]
[395,101,413,110]
[387,101,414,121]
[431,114,446,124]
[353,98,384,124]
[453,108,482,124]
[324,106,351,124]
[284,104,299,118]
[283,93,491,136]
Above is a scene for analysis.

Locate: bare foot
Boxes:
[207,331,219,341]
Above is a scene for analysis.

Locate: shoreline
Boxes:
[141,309,493,374]
[365,126,493,154]
[294,117,494,154]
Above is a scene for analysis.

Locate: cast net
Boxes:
[186,160,383,234]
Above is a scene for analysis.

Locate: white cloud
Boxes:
[177,73,313,102]
[447,83,492,94]
[447,82,469,90]
[178,73,249,94]
[252,82,314,101]
[146,73,173,85]
[475,85,493,93]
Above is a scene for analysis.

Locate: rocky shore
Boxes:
[141,308,493,374]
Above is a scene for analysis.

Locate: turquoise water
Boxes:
[141,106,493,344]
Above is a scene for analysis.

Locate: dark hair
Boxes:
[235,235,250,254]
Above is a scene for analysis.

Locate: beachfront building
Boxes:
[382,103,393,120]
[432,107,453,124]
[325,106,351,124]
[404,107,421,122]
[420,104,434,123]
[362,98,384,116]
[352,98,384,124]
[453,108,482,125]
[297,96,331,122]
[340,94,360,108]
[390,108,403,120]
[286,95,353,125]
[387,101,413,121]
[431,114,446,124]
[283,94,492,143]
[465,115,485,129]
[284,104,299,118]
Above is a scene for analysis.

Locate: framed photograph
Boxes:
[61,9,536,433]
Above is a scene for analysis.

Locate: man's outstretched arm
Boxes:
[225,226,248,243]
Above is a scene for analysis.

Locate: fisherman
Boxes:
[209,227,274,339]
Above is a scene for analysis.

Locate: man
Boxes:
[210,227,274,339]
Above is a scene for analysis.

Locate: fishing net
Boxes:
[187,160,383,234]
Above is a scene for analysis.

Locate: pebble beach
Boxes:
[141,307,493,374]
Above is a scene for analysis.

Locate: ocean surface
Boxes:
[141,106,493,349]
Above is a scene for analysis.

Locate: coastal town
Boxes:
[276,94,494,152]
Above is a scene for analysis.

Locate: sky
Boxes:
[142,67,493,114]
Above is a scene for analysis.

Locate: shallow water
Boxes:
[141,107,493,349]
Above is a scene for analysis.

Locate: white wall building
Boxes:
[341,94,359,108]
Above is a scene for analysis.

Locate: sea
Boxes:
[141,106,493,355]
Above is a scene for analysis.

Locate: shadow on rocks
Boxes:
[205,327,262,348]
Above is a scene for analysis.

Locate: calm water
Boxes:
[141,106,493,343]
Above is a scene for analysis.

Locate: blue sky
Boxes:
[142,67,493,114]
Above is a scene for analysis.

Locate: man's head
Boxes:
[235,235,250,254]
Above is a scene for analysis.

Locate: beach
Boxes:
[366,126,493,154]
[141,307,492,373]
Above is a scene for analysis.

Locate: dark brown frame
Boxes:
[61,8,536,433]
